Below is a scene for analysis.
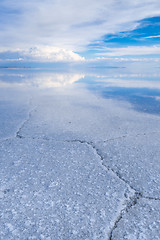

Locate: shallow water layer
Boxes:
[0,67,160,115]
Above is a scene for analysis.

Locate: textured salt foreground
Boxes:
[0,138,134,239]
[0,86,160,239]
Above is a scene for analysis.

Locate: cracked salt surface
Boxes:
[95,133,160,199]
[0,138,134,239]
[0,90,31,140]
[17,89,160,142]
[111,198,160,240]
[0,101,29,140]
[16,107,37,139]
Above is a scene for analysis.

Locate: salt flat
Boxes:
[0,138,134,239]
[0,74,160,239]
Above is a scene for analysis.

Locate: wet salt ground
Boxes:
[0,70,160,239]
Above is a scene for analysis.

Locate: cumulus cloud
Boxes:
[0,0,160,53]
[23,46,85,62]
[0,46,85,62]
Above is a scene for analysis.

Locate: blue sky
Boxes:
[0,0,160,63]
[85,16,160,58]
[85,16,160,56]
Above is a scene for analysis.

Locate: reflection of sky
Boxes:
[78,75,160,115]
[0,68,160,115]
[103,88,160,115]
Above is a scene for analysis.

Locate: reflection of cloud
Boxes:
[97,78,160,89]
[31,73,85,88]
[155,96,160,100]
[0,72,85,88]
[95,73,160,78]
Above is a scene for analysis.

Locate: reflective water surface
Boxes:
[0,67,160,115]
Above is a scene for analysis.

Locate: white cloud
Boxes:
[0,0,160,53]
[24,46,85,62]
[96,45,160,57]
[0,46,85,62]
[89,57,160,62]
[144,35,160,39]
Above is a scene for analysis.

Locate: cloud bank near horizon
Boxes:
[0,46,85,62]
[96,45,160,57]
